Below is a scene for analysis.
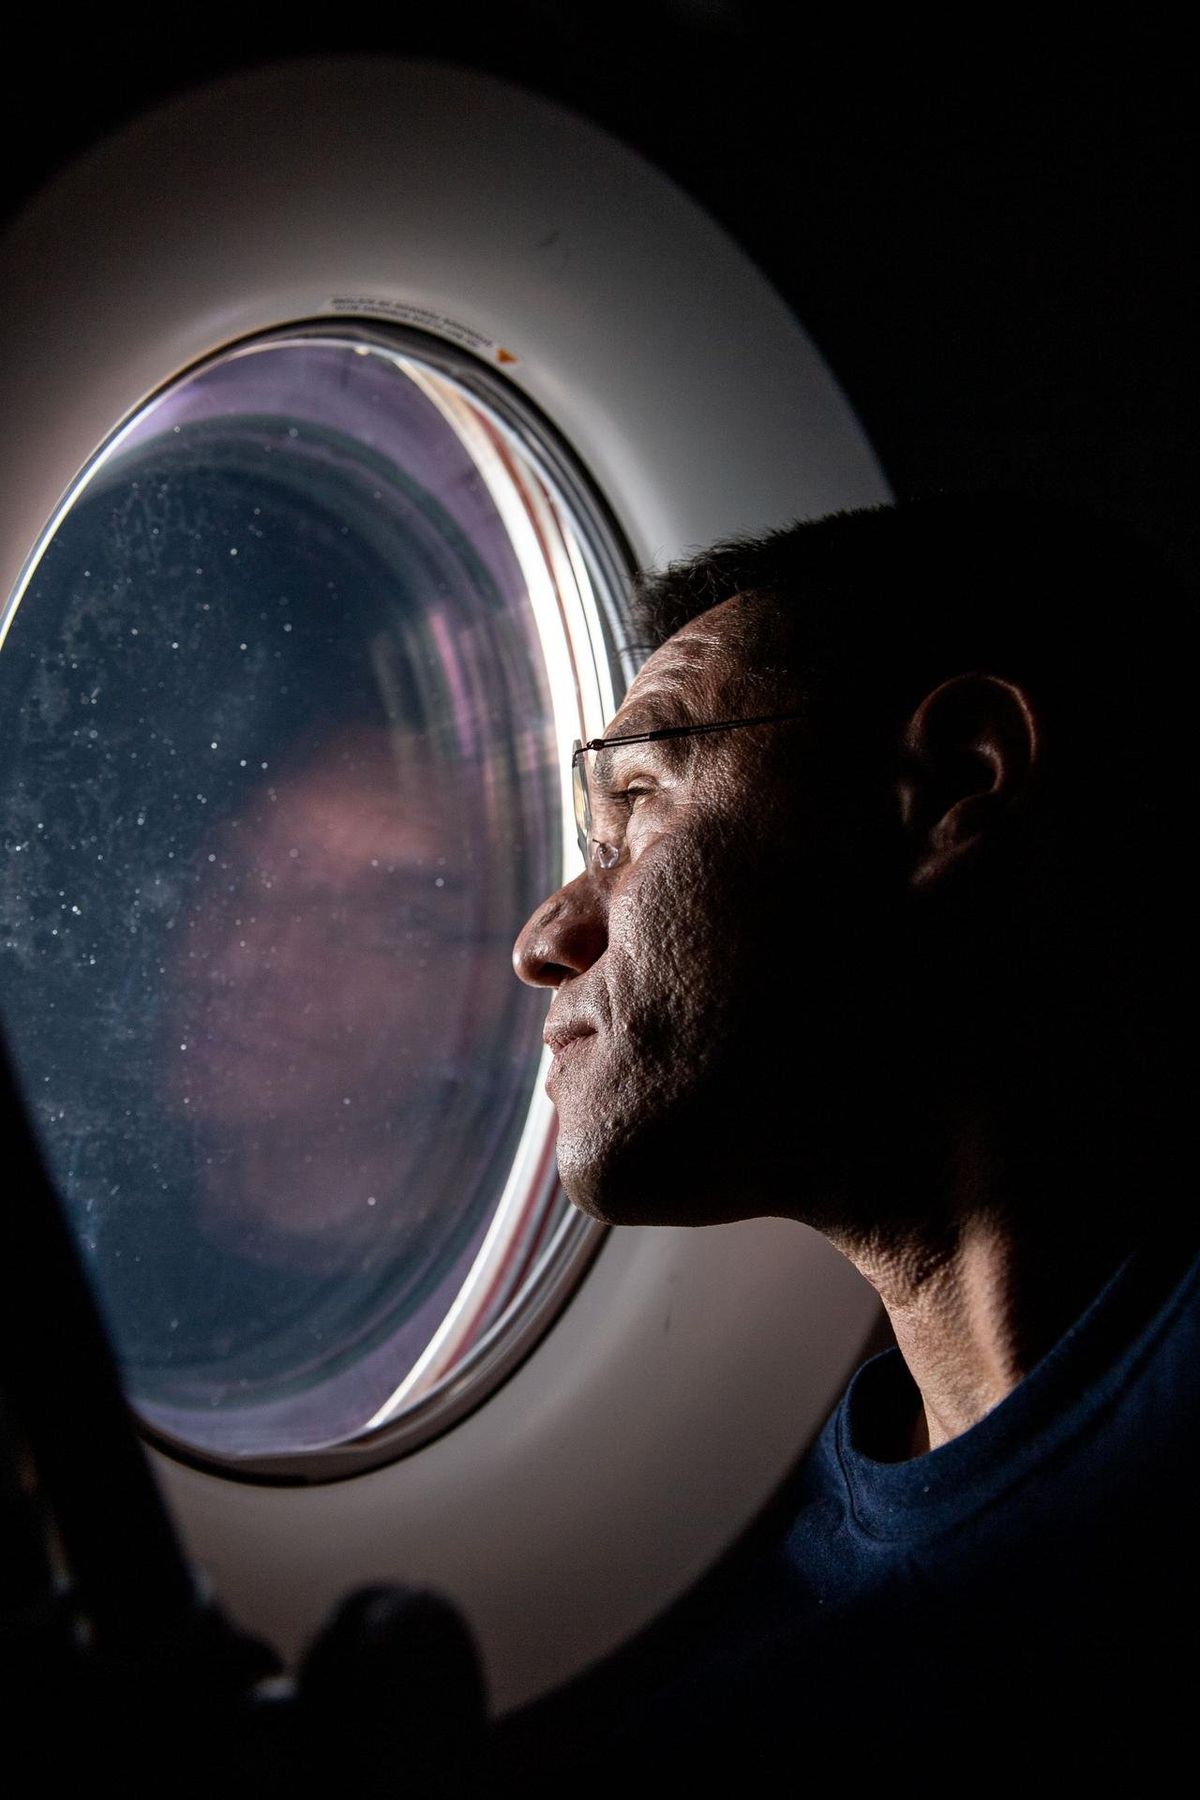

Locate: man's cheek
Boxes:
[608,933,710,1077]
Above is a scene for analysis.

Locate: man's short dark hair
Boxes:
[633,491,1170,709]
[630,490,1181,827]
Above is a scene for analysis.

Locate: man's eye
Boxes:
[596,781,655,815]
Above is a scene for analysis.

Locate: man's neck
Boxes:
[830,1153,1136,1456]
[853,1220,1040,1451]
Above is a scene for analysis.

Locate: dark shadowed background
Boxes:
[1,6,1191,581]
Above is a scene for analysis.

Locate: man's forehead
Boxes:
[610,601,748,734]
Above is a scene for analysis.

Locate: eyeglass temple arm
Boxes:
[576,707,805,759]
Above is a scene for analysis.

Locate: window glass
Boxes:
[0,330,623,1466]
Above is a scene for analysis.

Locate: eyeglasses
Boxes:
[570,708,805,870]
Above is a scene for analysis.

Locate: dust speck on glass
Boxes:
[0,328,627,1470]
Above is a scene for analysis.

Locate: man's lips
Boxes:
[543,1020,598,1056]
[543,1021,596,1099]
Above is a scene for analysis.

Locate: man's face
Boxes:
[513,596,898,1229]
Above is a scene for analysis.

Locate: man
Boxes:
[507,493,1192,1778]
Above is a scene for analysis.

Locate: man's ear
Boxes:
[896,673,1039,889]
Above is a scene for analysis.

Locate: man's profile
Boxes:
[506,492,1192,1778]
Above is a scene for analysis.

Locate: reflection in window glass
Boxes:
[0,330,624,1465]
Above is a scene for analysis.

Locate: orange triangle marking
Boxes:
[496,347,519,365]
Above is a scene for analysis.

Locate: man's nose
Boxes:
[512,873,607,987]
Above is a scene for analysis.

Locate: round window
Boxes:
[0,325,630,1476]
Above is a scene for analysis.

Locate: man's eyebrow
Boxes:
[591,713,691,791]
[606,699,689,739]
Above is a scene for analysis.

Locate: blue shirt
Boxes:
[505,1231,1200,1785]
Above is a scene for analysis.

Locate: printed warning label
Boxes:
[326,297,519,367]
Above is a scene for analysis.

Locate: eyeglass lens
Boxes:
[571,743,590,863]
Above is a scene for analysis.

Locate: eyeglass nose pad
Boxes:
[593,842,620,871]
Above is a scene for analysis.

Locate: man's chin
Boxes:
[555,1126,756,1229]
[550,1130,624,1224]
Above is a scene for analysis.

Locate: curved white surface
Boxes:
[0,58,888,1711]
